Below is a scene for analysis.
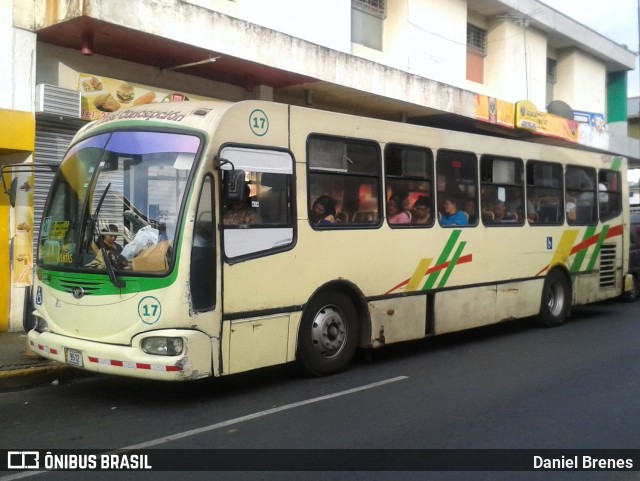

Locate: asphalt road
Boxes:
[1,300,638,481]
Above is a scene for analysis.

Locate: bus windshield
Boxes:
[38,130,200,275]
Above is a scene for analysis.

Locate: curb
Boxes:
[0,363,74,391]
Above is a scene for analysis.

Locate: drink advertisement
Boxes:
[78,73,213,121]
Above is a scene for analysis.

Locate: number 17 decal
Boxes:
[138,296,162,324]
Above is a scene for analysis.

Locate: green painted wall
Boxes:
[607,71,628,123]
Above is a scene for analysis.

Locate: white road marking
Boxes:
[125,376,409,449]
[0,376,408,480]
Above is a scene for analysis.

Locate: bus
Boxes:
[26,100,633,381]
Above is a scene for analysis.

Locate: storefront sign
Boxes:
[78,73,212,120]
[515,100,578,142]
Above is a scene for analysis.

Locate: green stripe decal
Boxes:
[422,230,461,291]
[586,225,609,271]
[438,241,466,288]
[570,226,596,273]
[611,156,622,171]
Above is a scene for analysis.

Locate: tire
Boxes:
[622,275,638,303]
[297,290,360,376]
[537,270,571,327]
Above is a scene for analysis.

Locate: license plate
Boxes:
[65,348,84,368]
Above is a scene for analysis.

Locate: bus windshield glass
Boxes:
[38,131,200,274]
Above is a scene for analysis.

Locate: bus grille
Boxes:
[57,278,106,295]
[598,244,617,289]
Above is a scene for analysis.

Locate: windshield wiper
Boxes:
[91,183,125,288]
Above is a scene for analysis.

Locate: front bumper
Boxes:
[27,329,213,381]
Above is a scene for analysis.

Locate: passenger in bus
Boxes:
[464,199,478,224]
[439,197,468,226]
[224,185,257,225]
[411,196,432,225]
[492,201,516,222]
[310,195,337,225]
[388,193,412,224]
[566,199,577,223]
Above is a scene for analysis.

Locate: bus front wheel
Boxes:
[297,291,360,376]
[538,270,571,327]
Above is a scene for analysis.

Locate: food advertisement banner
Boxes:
[12,170,34,286]
[78,73,213,120]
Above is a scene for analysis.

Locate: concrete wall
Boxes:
[1,3,36,112]
[556,49,607,114]
[483,19,548,107]
[36,44,246,102]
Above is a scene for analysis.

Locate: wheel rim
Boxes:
[547,281,565,317]
[311,305,347,359]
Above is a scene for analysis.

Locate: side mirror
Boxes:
[224,170,246,204]
[9,178,18,208]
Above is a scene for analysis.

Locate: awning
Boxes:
[0,110,35,153]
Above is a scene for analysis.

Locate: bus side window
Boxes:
[385,144,434,227]
[566,165,597,225]
[598,169,622,221]
[435,150,478,227]
[307,136,381,228]
[526,160,563,225]
[480,156,524,225]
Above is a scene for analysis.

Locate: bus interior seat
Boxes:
[576,205,595,224]
[353,211,377,223]
[336,211,349,223]
[538,205,559,223]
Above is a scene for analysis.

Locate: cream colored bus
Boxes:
[27,100,633,380]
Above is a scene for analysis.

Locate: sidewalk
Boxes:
[0,331,69,390]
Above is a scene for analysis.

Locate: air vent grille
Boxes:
[35,84,81,118]
[599,244,616,289]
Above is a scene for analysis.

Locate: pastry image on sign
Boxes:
[134,91,156,105]
[80,76,103,93]
[94,93,121,112]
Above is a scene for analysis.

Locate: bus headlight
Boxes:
[141,337,184,356]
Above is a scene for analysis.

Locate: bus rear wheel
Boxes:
[537,270,571,327]
[297,291,359,376]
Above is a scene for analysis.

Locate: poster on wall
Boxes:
[12,169,34,286]
[475,94,515,128]
[78,73,214,120]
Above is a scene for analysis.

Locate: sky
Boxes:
[540,0,640,97]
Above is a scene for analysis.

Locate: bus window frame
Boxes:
[384,143,435,229]
[307,134,382,229]
[565,164,598,226]
[598,168,622,222]
[480,154,525,226]
[435,149,479,228]
[526,159,564,226]
[219,144,297,263]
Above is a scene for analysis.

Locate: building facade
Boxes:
[0,0,637,331]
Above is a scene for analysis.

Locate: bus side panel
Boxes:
[496,280,543,321]
[368,296,427,346]
[223,314,290,375]
[434,285,497,335]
